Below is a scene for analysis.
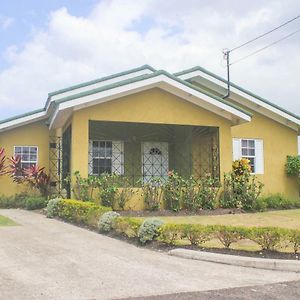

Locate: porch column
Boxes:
[71,114,89,179]
[219,125,232,178]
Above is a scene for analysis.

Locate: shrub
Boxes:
[220,159,264,210]
[197,176,220,210]
[181,177,199,211]
[164,171,182,212]
[184,224,213,246]
[113,217,143,238]
[141,178,163,211]
[46,198,62,218]
[159,224,185,245]
[0,195,20,208]
[248,227,284,251]
[115,182,135,210]
[138,218,164,244]
[56,199,111,225]
[213,225,247,248]
[288,229,300,254]
[98,211,120,232]
[98,174,118,207]
[286,155,300,177]
[256,194,300,210]
[25,196,47,210]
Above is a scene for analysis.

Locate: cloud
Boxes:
[0,15,14,30]
[0,0,299,119]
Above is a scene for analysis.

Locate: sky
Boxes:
[0,0,299,122]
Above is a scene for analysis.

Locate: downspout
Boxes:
[222,50,230,99]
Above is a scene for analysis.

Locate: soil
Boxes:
[119,208,244,217]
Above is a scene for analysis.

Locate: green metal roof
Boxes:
[174,66,300,120]
[0,108,45,125]
[54,69,252,117]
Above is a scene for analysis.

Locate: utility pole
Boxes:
[222,49,230,99]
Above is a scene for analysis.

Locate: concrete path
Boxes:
[0,209,299,300]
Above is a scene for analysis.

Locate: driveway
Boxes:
[0,209,299,300]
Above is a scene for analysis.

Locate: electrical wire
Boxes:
[230,14,300,52]
[230,28,300,65]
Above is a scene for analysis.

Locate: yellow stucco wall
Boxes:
[70,88,233,183]
[0,121,49,196]
[231,108,299,198]
[0,87,298,202]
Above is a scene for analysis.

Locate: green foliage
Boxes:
[213,225,247,248]
[248,227,284,251]
[286,155,300,177]
[288,229,300,254]
[158,223,185,244]
[46,198,62,218]
[164,171,182,212]
[97,173,118,207]
[114,179,135,210]
[183,224,213,246]
[197,176,220,209]
[181,176,219,211]
[56,199,111,225]
[113,217,143,238]
[0,195,21,208]
[98,211,120,232]
[138,218,164,244]
[255,194,300,211]
[220,159,264,210]
[140,178,163,211]
[25,196,47,210]
[0,193,46,209]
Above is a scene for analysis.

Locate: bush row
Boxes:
[97,213,300,253]
[0,193,47,210]
[254,194,300,211]
[158,223,300,253]
[46,198,111,227]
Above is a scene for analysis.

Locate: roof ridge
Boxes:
[47,64,156,98]
[174,66,300,120]
[55,69,252,117]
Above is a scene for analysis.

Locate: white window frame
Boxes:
[241,139,256,173]
[232,138,264,175]
[13,146,38,169]
[89,140,124,176]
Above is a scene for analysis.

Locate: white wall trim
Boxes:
[177,70,300,129]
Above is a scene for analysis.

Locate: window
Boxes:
[89,140,124,175]
[14,146,38,169]
[241,139,256,172]
[232,138,264,174]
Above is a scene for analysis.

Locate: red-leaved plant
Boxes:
[0,147,7,176]
[8,156,51,197]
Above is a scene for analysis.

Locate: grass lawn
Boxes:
[151,209,300,229]
[0,215,17,226]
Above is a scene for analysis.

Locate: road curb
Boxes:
[168,249,300,273]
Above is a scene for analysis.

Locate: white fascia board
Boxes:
[0,111,47,132]
[50,74,250,129]
[49,69,154,104]
[178,70,300,127]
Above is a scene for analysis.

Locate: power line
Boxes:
[230,28,300,65]
[230,14,300,52]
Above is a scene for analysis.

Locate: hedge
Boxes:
[158,223,300,253]
[56,199,111,226]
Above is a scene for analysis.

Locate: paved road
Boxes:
[0,209,299,300]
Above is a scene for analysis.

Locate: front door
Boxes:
[142,142,169,182]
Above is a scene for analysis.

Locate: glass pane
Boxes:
[241,148,248,156]
[22,154,30,161]
[23,147,30,155]
[248,140,255,148]
[15,147,21,154]
[241,140,247,147]
[30,147,37,155]
[249,149,255,156]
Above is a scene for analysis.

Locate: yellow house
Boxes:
[0,65,299,201]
